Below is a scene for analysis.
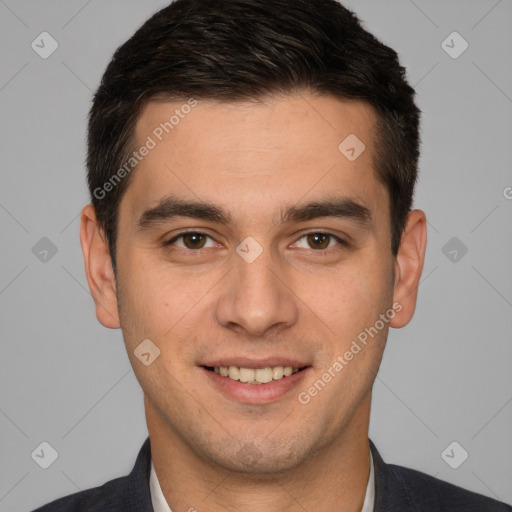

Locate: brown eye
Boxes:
[292,232,346,251]
[307,233,331,249]
[165,232,216,250]
[182,233,207,249]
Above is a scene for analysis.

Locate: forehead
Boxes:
[123,91,386,225]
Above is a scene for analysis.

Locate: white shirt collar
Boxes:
[362,449,375,512]
[150,449,375,512]
[149,461,172,512]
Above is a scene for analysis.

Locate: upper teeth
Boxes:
[213,366,300,384]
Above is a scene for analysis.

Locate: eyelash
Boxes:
[163,230,348,252]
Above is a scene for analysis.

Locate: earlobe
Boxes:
[390,209,427,329]
[80,204,121,329]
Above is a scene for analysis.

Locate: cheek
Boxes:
[303,264,391,334]
[116,251,175,341]
[116,251,218,352]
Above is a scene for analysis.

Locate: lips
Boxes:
[201,364,311,404]
[199,357,311,403]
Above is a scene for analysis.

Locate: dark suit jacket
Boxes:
[33,437,511,511]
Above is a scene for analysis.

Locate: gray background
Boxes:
[1,0,511,510]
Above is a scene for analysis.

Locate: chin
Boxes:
[202,436,315,476]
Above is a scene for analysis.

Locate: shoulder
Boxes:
[370,440,512,512]
[387,463,512,512]
[31,438,154,512]
[32,475,131,512]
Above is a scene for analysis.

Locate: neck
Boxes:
[147,393,372,512]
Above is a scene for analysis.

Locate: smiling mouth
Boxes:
[203,365,309,384]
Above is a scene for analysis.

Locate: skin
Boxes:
[81,90,426,512]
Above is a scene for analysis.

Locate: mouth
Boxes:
[200,361,312,404]
[202,365,308,384]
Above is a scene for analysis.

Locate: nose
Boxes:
[215,248,299,337]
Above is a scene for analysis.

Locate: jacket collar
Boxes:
[369,439,414,511]
[124,436,154,511]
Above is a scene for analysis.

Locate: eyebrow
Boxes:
[137,194,372,231]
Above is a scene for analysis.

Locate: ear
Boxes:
[80,204,120,329]
[390,209,427,329]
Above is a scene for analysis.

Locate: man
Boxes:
[33,0,511,510]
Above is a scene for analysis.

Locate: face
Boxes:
[82,91,425,475]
